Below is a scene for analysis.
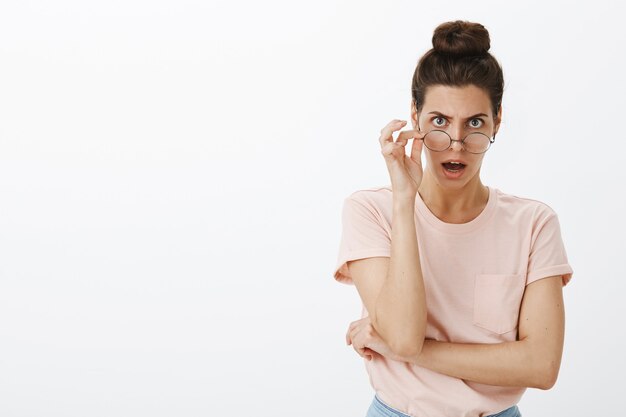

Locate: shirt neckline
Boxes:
[414,186,498,234]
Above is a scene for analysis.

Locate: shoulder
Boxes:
[343,184,393,209]
[494,188,560,224]
[341,184,394,225]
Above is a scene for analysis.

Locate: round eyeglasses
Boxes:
[419,130,496,154]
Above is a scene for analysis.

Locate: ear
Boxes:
[410,101,421,132]
[493,104,503,135]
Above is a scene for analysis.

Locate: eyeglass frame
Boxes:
[418,129,497,154]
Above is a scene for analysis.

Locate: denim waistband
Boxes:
[367,394,521,417]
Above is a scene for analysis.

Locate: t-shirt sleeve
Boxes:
[526,211,574,287]
[333,194,391,285]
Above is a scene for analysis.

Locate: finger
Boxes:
[396,129,425,143]
[394,130,423,155]
[363,347,374,360]
[348,320,361,332]
[410,132,424,162]
[379,120,407,147]
[346,322,357,345]
[380,142,399,158]
[360,347,376,361]
[349,340,362,356]
[349,327,359,346]
[350,332,366,357]
[388,130,425,158]
[381,140,411,160]
[356,346,367,358]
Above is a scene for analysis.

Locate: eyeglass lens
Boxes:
[423,131,491,153]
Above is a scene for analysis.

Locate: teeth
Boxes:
[449,162,462,165]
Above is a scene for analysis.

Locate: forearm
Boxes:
[412,339,547,389]
[373,196,427,357]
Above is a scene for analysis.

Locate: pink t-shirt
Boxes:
[333,185,573,417]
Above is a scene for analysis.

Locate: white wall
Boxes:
[0,0,622,415]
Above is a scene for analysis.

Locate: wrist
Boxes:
[411,339,432,367]
[393,194,416,209]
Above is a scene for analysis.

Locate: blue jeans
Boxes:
[365,394,522,417]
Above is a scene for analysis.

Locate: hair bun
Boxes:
[432,20,490,57]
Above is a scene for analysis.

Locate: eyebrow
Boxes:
[427,111,489,120]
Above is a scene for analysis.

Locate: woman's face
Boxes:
[411,84,501,189]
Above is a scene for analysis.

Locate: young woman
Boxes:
[333,21,573,417]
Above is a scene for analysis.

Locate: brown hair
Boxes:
[411,20,504,123]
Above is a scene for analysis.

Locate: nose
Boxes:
[449,139,463,152]
[449,125,465,151]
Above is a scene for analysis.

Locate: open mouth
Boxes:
[442,162,466,172]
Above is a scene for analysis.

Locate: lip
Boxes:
[441,162,466,179]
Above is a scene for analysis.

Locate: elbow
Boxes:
[372,309,427,360]
[536,373,558,390]
[391,324,428,359]
[522,338,561,390]
[397,344,424,361]
[390,336,425,360]
[534,361,560,390]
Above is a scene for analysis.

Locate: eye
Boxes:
[469,118,484,128]
[432,116,447,127]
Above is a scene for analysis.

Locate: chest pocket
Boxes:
[473,273,525,334]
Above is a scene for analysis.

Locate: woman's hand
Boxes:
[346,316,410,362]
[379,119,426,199]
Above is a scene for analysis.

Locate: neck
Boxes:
[417,170,488,216]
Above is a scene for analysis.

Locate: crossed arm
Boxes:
[347,275,565,390]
